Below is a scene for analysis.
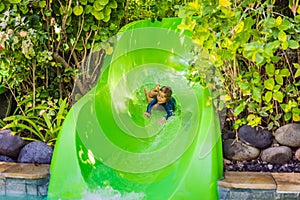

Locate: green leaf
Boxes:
[259,111,269,117]
[255,53,264,64]
[274,113,282,120]
[248,102,260,109]
[42,112,53,131]
[240,82,250,91]
[271,56,281,63]
[98,0,109,6]
[268,122,274,130]
[295,69,300,78]
[288,40,299,49]
[295,81,300,86]
[284,112,292,121]
[264,78,274,90]
[294,63,300,69]
[252,87,262,103]
[73,5,84,16]
[265,17,276,28]
[234,102,246,116]
[275,75,283,85]
[265,91,272,102]
[91,25,98,31]
[94,1,105,11]
[56,98,68,126]
[103,15,110,22]
[79,0,88,5]
[108,0,118,9]
[8,0,21,3]
[85,5,93,14]
[0,3,5,12]
[266,41,281,50]
[92,42,102,52]
[293,114,300,121]
[235,21,244,34]
[281,41,289,50]
[296,15,300,23]
[275,16,282,26]
[92,10,104,20]
[103,7,111,16]
[273,84,281,92]
[39,1,47,8]
[273,91,283,103]
[279,68,290,77]
[266,63,275,77]
[278,19,291,31]
[280,104,288,113]
[0,86,5,94]
[247,114,261,127]
[278,30,287,42]
[292,107,300,115]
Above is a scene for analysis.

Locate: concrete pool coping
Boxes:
[0,162,49,179]
[218,171,300,199]
[0,162,299,199]
[219,171,300,192]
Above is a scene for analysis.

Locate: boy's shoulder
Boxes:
[169,97,176,104]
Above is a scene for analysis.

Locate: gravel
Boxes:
[224,156,300,173]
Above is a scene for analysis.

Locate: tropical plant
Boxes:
[179,0,300,131]
[3,98,68,145]
[0,119,5,128]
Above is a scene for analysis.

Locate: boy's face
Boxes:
[157,91,168,104]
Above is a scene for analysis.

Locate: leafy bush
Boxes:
[180,0,300,131]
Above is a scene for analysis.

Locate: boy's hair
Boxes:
[160,86,172,101]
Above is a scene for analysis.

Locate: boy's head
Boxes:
[157,86,172,104]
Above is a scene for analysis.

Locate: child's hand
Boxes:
[158,117,166,124]
[144,112,151,118]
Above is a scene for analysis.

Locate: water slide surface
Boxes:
[48,18,223,199]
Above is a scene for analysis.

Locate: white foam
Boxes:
[82,186,145,200]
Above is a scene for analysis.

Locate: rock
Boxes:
[238,125,273,149]
[18,141,53,164]
[223,139,260,161]
[0,155,15,162]
[273,123,300,147]
[295,148,300,161]
[222,130,235,140]
[260,146,292,164]
[0,129,26,158]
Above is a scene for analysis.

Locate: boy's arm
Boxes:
[146,98,157,114]
[163,100,175,119]
[144,87,152,103]
[164,108,172,120]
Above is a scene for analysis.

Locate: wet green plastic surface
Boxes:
[48,18,223,199]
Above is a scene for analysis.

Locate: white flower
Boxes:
[0,22,7,29]
[39,110,46,116]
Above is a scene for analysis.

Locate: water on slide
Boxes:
[48,18,223,200]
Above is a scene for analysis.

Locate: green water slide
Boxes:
[48,18,223,200]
